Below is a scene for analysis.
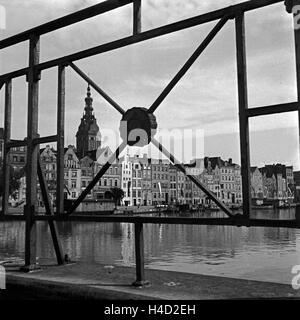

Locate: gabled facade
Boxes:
[64,145,81,200]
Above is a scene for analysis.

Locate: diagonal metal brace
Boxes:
[37,155,65,265]
[69,62,125,115]
[151,137,234,217]
[148,16,229,114]
[67,141,127,215]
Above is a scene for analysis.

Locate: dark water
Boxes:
[0,209,299,284]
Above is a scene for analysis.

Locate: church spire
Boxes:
[84,84,93,115]
[76,85,101,159]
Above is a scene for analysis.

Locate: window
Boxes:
[115,180,118,187]
[104,179,107,186]
[71,192,76,198]
[72,171,77,177]
[82,181,86,188]
[71,180,76,188]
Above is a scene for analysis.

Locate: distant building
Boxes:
[64,145,81,200]
[121,153,133,206]
[203,157,242,205]
[151,159,170,205]
[169,164,178,204]
[260,164,294,202]
[38,145,57,207]
[250,167,263,200]
[94,162,121,200]
[294,171,300,203]
[139,155,152,206]
[131,156,142,206]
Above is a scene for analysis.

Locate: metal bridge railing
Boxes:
[0,0,299,284]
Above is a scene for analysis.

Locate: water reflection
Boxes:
[0,209,299,284]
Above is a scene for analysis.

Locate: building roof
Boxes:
[204,157,224,170]
[250,166,258,173]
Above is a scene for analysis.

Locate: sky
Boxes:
[0,0,299,169]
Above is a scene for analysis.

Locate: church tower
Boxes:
[76,85,101,159]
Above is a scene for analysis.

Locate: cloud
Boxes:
[0,0,298,167]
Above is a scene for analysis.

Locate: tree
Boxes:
[108,187,125,210]
[0,161,24,199]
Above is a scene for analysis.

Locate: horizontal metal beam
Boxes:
[246,102,299,117]
[0,213,299,228]
[33,135,58,145]
[0,0,134,50]
[6,139,27,149]
[5,135,57,149]
[0,0,283,83]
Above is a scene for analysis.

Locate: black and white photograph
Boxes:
[0,0,300,307]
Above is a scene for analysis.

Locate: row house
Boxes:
[121,153,133,206]
[203,157,242,205]
[169,165,178,204]
[131,155,143,206]
[260,164,294,201]
[63,145,81,200]
[139,155,152,206]
[0,128,27,170]
[80,146,121,200]
[151,159,170,205]
[38,145,57,206]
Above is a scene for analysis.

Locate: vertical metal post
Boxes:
[56,65,65,214]
[235,13,251,218]
[291,1,300,170]
[133,0,141,35]
[37,156,64,265]
[23,34,40,270]
[132,222,149,286]
[1,80,12,216]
